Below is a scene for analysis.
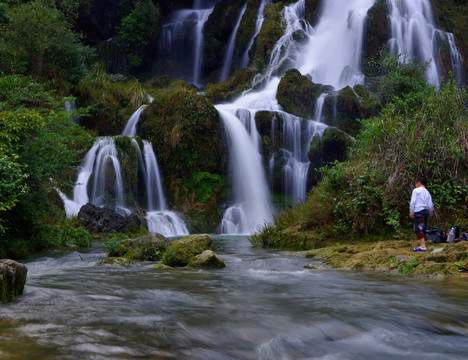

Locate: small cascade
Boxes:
[64,100,79,125]
[217,107,273,235]
[122,105,147,137]
[158,1,219,86]
[220,4,247,82]
[314,93,327,123]
[59,105,188,236]
[387,0,463,85]
[240,0,271,69]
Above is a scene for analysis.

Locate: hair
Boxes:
[416,175,427,186]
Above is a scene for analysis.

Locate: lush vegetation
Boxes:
[252,57,468,250]
[0,75,94,258]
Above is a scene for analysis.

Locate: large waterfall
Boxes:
[58,106,188,237]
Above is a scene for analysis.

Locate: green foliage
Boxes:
[368,51,429,106]
[118,0,160,67]
[185,172,224,203]
[0,74,94,258]
[392,255,420,274]
[0,0,94,84]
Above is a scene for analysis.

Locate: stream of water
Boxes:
[1,237,467,359]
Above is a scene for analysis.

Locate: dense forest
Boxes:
[0,0,467,259]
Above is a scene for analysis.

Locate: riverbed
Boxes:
[0,236,467,359]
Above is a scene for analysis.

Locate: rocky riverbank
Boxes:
[300,240,468,277]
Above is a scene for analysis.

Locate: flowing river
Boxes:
[1,236,467,359]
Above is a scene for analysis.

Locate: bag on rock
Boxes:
[425,226,447,243]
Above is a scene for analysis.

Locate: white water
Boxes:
[220,4,247,82]
[121,105,147,136]
[59,106,188,236]
[387,0,463,86]
[160,2,217,86]
[217,107,273,235]
[217,0,374,234]
[240,0,271,69]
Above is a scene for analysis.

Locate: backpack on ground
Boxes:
[425,226,447,243]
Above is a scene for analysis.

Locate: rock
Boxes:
[99,257,133,266]
[0,260,27,303]
[394,255,413,263]
[162,234,213,267]
[153,264,173,270]
[114,233,168,261]
[276,69,324,119]
[188,250,226,269]
[431,248,444,255]
[304,263,325,270]
[77,203,141,234]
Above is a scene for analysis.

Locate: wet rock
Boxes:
[276,69,324,119]
[99,257,133,266]
[0,260,27,303]
[153,264,173,270]
[114,233,168,261]
[304,263,325,270]
[77,203,141,234]
[305,0,323,27]
[162,234,213,267]
[188,250,226,269]
[394,255,413,263]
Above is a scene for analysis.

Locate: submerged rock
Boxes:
[188,250,226,269]
[114,233,168,261]
[77,203,141,234]
[162,234,213,267]
[0,259,27,303]
[99,257,133,266]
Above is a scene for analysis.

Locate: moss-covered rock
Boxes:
[187,250,226,269]
[205,68,256,103]
[0,260,27,303]
[203,0,248,80]
[362,0,390,74]
[249,2,284,72]
[276,69,324,119]
[99,257,133,266]
[114,135,139,202]
[140,80,227,233]
[235,0,262,67]
[114,233,168,261]
[162,234,213,267]
[334,85,376,136]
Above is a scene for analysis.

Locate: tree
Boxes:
[0,0,94,83]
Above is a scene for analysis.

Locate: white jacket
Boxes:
[409,187,434,215]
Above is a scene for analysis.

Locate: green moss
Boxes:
[205,68,256,103]
[362,0,390,74]
[250,2,284,71]
[276,68,324,118]
[114,135,139,201]
[162,234,213,267]
[235,0,262,64]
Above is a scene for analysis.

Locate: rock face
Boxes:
[162,234,213,267]
[276,69,324,119]
[114,233,168,261]
[0,260,27,303]
[188,250,226,269]
[77,203,141,234]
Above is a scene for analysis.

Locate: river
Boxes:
[0,236,467,359]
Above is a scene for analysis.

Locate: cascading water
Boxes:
[387,0,463,86]
[217,0,374,234]
[59,105,188,236]
[240,0,271,69]
[220,4,247,82]
[158,1,219,86]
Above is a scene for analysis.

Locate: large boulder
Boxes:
[188,250,226,269]
[162,234,213,267]
[77,203,141,234]
[114,233,168,261]
[0,260,27,303]
[276,69,324,119]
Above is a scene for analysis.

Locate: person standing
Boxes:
[409,175,434,251]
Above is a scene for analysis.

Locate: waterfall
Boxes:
[387,0,463,86]
[220,4,247,82]
[158,1,218,86]
[217,107,273,235]
[122,105,148,137]
[59,106,188,236]
[240,0,271,69]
